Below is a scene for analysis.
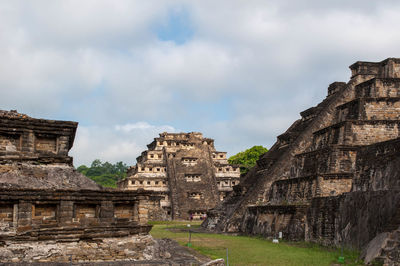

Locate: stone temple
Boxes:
[203,58,400,264]
[118,132,240,220]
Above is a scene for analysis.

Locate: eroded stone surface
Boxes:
[0,163,101,190]
[0,235,153,262]
[0,235,223,265]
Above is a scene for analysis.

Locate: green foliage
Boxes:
[228,145,268,175]
[76,159,128,188]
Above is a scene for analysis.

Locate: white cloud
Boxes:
[115,122,175,132]
[1,1,400,163]
[70,122,177,166]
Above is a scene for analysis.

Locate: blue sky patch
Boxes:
[156,8,194,45]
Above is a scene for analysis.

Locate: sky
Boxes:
[1,1,400,166]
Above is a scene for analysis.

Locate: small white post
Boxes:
[226,248,229,266]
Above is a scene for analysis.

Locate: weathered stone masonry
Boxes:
[0,110,76,164]
[0,189,155,240]
[205,58,400,264]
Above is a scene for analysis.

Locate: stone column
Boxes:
[27,131,35,153]
[17,202,32,228]
[133,201,139,222]
[100,201,114,223]
[59,201,74,225]
[13,203,18,228]
[137,196,149,225]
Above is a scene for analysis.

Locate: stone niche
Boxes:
[74,203,98,219]
[185,174,202,182]
[188,192,203,200]
[0,133,20,152]
[0,204,14,222]
[32,204,57,224]
[35,134,57,153]
[114,204,135,220]
[182,157,198,166]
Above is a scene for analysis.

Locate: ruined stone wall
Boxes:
[0,235,223,265]
[311,121,399,148]
[355,78,400,98]
[0,188,167,263]
[318,176,352,197]
[349,122,399,145]
[268,175,353,205]
[293,147,357,177]
[268,176,318,204]
[353,138,400,191]
[363,99,400,120]
[0,110,77,164]
[0,189,160,237]
[0,235,155,263]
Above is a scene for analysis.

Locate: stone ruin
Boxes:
[203,58,400,264]
[118,132,240,220]
[0,110,224,265]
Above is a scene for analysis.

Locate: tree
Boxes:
[90,159,102,168]
[76,165,89,175]
[76,159,129,188]
[228,145,268,175]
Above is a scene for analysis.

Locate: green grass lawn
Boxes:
[149,221,363,266]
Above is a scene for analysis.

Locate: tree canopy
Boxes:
[228,145,268,175]
[77,159,128,188]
